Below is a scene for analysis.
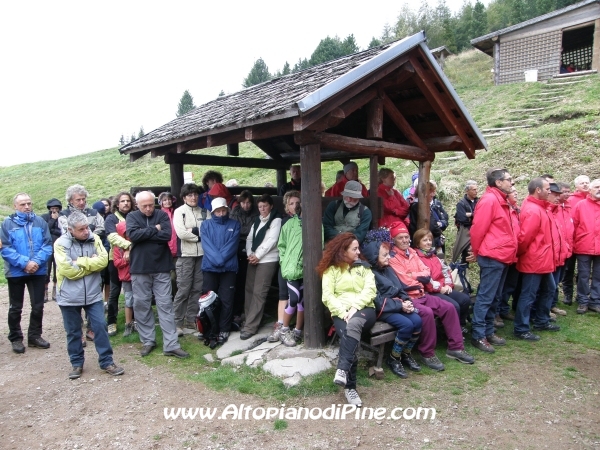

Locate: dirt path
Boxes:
[1,285,599,449]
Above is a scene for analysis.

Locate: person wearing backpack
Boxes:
[323,181,372,244]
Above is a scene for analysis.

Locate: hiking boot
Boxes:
[587,305,600,313]
[576,304,588,314]
[140,344,156,357]
[551,306,567,316]
[28,337,50,349]
[401,352,421,372]
[267,322,283,343]
[344,389,362,407]
[11,340,25,354]
[164,348,190,359]
[176,327,184,337]
[562,294,572,306]
[514,331,540,341]
[217,332,229,345]
[85,330,95,341]
[446,349,475,364]
[123,322,134,337]
[421,355,445,371]
[281,329,302,347]
[486,334,506,346]
[386,356,407,378]
[533,323,561,332]
[239,331,254,340]
[103,364,125,376]
[549,312,557,320]
[471,337,495,353]
[499,312,515,321]
[107,323,117,336]
[69,366,83,379]
[494,315,505,328]
[334,369,347,386]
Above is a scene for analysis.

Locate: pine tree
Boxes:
[471,1,488,39]
[242,58,271,88]
[138,126,145,139]
[130,133,136,143]
[119,134,125,145]
[176,90,196,117]
[368,37,382,48]
[218,90,225,97]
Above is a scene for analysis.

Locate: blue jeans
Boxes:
[575,254,600,307]
[59,301,114,369]
[514,273,556,334]
[497,263,521,315]
[379,311,422,341]
[472,256,508,340]
[551,265,565,308]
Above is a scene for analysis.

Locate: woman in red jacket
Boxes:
[377,168,410,228]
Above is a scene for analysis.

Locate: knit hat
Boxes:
[341,180,363,198]
[92,200,105,215]
[389,221,409,238]
[343,162,358,174]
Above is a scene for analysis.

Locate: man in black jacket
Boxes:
[126,191,189,359]
[41,198,62,301]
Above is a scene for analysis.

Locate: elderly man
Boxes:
[323,180,372,244]
[469,168,518,352]
[562,175,590,304]
[452,180,479,264]
[279,164,302,196]
[1,193,53,354]
[54,211,124,379]
[126,191,189,358]
[513,178,559,340]
[325,161,369,198]
[57,184,105,237]
[549,183,572,317]
[571,179,600,314]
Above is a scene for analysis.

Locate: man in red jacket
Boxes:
[513,178,560,340]
[470,168,518,353]
[562,175,590,304]
[572,179,600,314]
[549,183,572,316]
[324,162,369,198]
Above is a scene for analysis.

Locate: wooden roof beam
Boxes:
[245,119,294,141]
[206,129,246,148]
[294,131,434,162]
[409,53,475,158]
[252,139,287,162]
[164,152,288,170]
[380,91,427,150]
[422,136,463,152]
[129,150,150,162]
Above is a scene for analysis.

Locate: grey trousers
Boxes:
[243,261,278,334]
[131,272,180,352]
[173,256,203,326]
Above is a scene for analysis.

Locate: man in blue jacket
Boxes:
[1,193,52,354]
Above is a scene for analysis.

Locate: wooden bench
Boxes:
[363,321,397,377]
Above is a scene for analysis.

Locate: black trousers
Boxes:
[106,261,122,325]
[203,271,237,334]
[7,275,45,342]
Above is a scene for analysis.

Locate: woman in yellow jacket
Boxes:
[317,232,376,407]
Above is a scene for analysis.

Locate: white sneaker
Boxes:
[344,389,362,407]
[334,369,347,386]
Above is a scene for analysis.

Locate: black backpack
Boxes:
[196,291,221,349]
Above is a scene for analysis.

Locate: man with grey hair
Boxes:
[58,184,105,237]
[453,180,479,263]
[1,193,53,354]
[323,180,372,244]
[126,191,189,358]
[279,164,302,196]
[325,161,369,197]
[54,211,123,379]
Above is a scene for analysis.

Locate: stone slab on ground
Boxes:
[245,348,270,367]
[264,345,324,361]
[283,373,302,387]
[262,356,331,378]
[221,353,247,366]
[216,322,274,359]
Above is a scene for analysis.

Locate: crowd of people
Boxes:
[1,163,598,407]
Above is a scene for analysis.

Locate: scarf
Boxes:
[251,210,277,253]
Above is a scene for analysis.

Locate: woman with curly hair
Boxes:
[317,232,376,407]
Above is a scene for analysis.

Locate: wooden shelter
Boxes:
[471,0,600,85]
[430,46,453,69]
[120,31,487,348]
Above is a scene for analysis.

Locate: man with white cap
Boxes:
[323,180,372,244]
[325,161,369,198]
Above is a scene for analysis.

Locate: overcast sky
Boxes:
[0,0,488,167]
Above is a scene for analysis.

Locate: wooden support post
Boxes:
[369,155,379,228]
[170,161,184,200]
[417,161,432,231]
[276,169,287,193]
[493,41,500,86]
[593,19,600,72]
[366,98,383,139]
[300,143,325,348]
[227,143,239,156]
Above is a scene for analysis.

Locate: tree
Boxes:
[130,133,136,143]
[218,90,225,97]
[138,126,145,139]
[119,134,125,146]
[368,37,382,48]
[176,90,196,117]
[292,57,310,73]
[274,61,291,78]
[470,1,488,39]
[242,58,271,88]
[309,34,359,67]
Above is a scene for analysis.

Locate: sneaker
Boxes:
[551,306,567,316]
[123,322,134,337]
[239,331,255,340]
[82,336,87,348]
[217,332,229,345]
[494,315,505,328]
[344,389,362,407]
[446,349,475,364]
[132,321,138,333]
[461,326,469,335]
[562,295,573,306]
[334,369,347,386]
[514,331,540,341]
[267,322,283,343]
[421,355,445,371]
[85,330,95,341]
[281,329,302,347]
[386,356,407,378]
[176,327,184,337]
[11,340,25,354]
[69,366,83,379]
[103,364,125,376]
[576,304,588,314]
[533,323,561,332]
[549,312,557,319]
[163,348,190,358]
[486,334,506,346]
[140,344,156,357]
[107,323,117,337]
[471,337,495,353]
[401,352,421,372]
[28,337,50,349]
[588,305,600,313]
[499,312,515,321]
